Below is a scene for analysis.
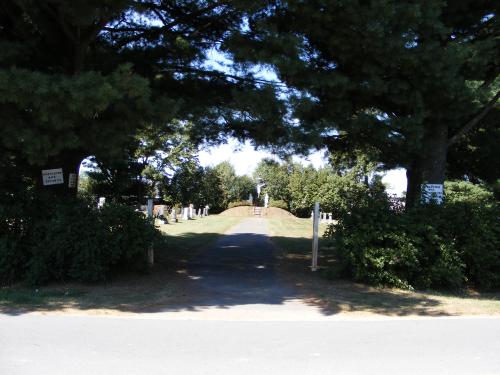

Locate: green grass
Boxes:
[156,215,243,260]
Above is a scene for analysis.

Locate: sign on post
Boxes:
[421,184,444,204]
[312,202,320,271]
[42,168,64,186]
[68,173,77,188]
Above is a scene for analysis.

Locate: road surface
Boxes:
[1,218,499,374]
[1,315,499,375]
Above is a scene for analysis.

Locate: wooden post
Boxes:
[312,202,320,271]
[146,198,154,267]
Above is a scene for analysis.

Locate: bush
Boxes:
[324,181,499,290]
[227,200,251,208]
[0,196,160,286]
[269,199,288,210]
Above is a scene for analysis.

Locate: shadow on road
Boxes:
[1,230,487,317]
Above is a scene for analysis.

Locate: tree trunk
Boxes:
[421,123,448,185]
[36,150,85,199]
[405,160,423,209]
[405,123,448,209]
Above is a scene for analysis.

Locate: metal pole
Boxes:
[312,202,319,271]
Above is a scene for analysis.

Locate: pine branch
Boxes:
[447,90,500,147]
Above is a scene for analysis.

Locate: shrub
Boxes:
[0,196,160,286]
[269,199,288,210]
[324,181,499,290]
[227,200,251,208]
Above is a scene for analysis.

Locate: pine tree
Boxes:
[229,0,499,207]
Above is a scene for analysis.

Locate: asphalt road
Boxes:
[1,315,499,375]
[1,218,499,374]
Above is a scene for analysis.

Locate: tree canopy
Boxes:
[228,0,499,206]
[1,0,497,206]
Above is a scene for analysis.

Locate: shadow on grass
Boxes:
[1,230,496,317]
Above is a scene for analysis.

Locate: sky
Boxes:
[198,138,408,196]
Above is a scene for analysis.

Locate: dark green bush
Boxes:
[269,199,288,210]
[0,196,160,286]
[324,181,499,290]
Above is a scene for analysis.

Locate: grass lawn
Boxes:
[156,215,243,261]
[0,215,242,315]
[267,217,500,317]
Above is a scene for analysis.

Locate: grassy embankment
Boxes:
[267,217,500,316]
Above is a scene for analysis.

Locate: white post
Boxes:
[147,199,154,221]
[146,198,154,267]
[312,202,320,271]
[311,202,319,271]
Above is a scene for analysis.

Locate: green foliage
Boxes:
[0,197,160,286]
[444,180,495,204]
[231,0,498,207]
[325,182,500,290]
[254,158,291,204]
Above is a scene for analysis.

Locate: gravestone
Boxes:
[328,213,332,223]
[182,207,189,220]
[188,204,194,219]
[171,208,178,222]
[264,193,269,208]
[311,211,314,220]
[157,205,168,224]
[97,197,106,209]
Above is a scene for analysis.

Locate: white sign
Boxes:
[421,184,444,204]
[68,173,77,188]
[42,168,64,186]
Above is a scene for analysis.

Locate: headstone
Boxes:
[206,205,209,216]
[311,211,314,220]
[171,208,178,222]
[188,204,194,219]
[182,207,189,220]
[264,193,269,208]
[97,197,106,209]
[249,193,253,204]
[328,213,333,223]
[156,205,168,224]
